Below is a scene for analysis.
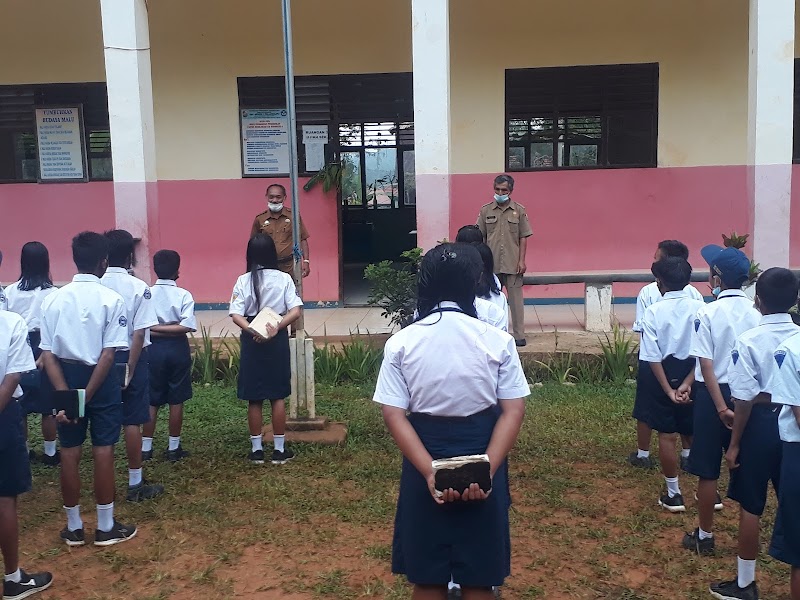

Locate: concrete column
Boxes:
[100,0,159,281]
[747,0,794,268]
[412,0,451,250]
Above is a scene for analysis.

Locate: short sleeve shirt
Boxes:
[250,207,309,261]
[633,282,704,333]
[151,280,197,331]
[229,269,303,317]
[639,290,705,362]
[3,281,58,332]
[476,200,532,275]
[0,310,36,401]
[100,268,159,348]
[769,332,800,442]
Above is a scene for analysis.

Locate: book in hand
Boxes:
[51,389,86,420]
[432,454,492,497]
[247,307,282,339]
[115,363,130,389]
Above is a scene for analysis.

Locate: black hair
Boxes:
[266,184,287,197]
[455,225,484,245]
[153,249,181,280]
[475,243,500,299]
[18,241,53,291]
[104,229,135,268]
[416,243,481,322]
[652,256,692,292]
[657,239,690,260]
[72,231,110,274]
[0,249,3,267]
[246,234,279,311]
[756,267,799,314]
[494,174,515,191]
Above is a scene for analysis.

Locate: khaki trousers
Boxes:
[498,273,525,340]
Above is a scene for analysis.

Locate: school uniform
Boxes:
[476,296,508,332]
[726,314,798,516]
[0,285,7,311]
[148,279,197,407]
[639,290,705,435]
[229,269,303,402]
[768,332,800,568]
[39,274,129,448]
[482,285,510,330]
[686,290,760,480]
[101,267,159,426]
[0,311,35,497]
[373,301,530,587]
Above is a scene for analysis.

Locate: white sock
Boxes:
[168,436,181,451]
[665,476,681,498]
[142,437,153,452]
[96,502,114,533]
[25,441,30,453]
[250,435,263,452]
[64,505,83,532]
[680,448,690,458]
[4,569,21,583]
[698,527,713,540]
[637,449,650,459]
[43,440,57,457]
[274,434,285,453]
[448,576,460,591]
[129,468,143,487]
[738,556,756,588]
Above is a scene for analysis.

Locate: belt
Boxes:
[60,358,85,365]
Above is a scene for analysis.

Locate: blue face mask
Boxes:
[712,286,721,298]
[494,194,510,204]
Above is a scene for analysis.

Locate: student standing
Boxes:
[4,242,59,466]
[375,242,529,600]
[40,231,137,547]
[639,257,704,513]
[683,245,760,555]
[475,243,509,321]
[142,250,197,463]
[709,268,800,600]
[230,234,302,465]
[0,309,53,600]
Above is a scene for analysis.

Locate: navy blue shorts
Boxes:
[57,360,122,448]
[118,349,151,426]
[643,356,695,436]
[728,405,782,516]
[770,442,800,567]
[632,360,655,423]
[686,383,733,480]
[19,331,52,416]
[0,401,32,497]
[148,336,193,407]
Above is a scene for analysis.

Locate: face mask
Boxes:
[268,202,284,213]
[494,194,510,204]
[712,286,721,298]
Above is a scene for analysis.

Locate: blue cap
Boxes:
[701,244,751,287]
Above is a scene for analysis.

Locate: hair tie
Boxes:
[440,251,457,262]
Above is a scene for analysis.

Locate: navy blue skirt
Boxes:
[19,331,52,416]
[392,407,511,587]
[238,327,291,402]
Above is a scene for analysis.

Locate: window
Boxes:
[0,83,112,183]
[506,64,658,170]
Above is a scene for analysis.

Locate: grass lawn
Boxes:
[18,382,790,599]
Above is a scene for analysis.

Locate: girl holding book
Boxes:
[230,234,302,465]
[373,243,529,600]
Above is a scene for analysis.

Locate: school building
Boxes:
[0,0,797,306]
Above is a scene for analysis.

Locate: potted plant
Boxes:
[722,232,761,299]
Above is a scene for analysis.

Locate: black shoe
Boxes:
[38,450,60,467]
[249,449,265,464]
[447,586,462,600]
[59,527,85,547]
[166,446,190,462]
[126,481,165,502]
[94,520,137,547]
[271,448,296,465]
[627,452,653,469]
[515,338,527,347]
[658,492,686,513]
[2,569,54,600]
[27,450,37,463]
[141,449,153,462]
[682,528,715,555]
[680,455,690,472]
[709,579,759,600]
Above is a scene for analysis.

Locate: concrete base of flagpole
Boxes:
[262,421,348,446]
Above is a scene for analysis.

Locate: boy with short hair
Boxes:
[100,230,164,502]
[709,267,800,600]
[683,245,760,555]
[142,250,197,462]
[629,240,704,469]
[40,231,137,546]
[0,309,53,599]
[639,256,705,512]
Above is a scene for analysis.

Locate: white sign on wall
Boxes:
[241,108,290,175]
[35,106,87,182]
[302,124,329,172]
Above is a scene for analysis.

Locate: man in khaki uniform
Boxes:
[250,184,311,280]
[477,174,532,346]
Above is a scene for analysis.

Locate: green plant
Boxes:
[192,325,222,385]
[340,336,383,383]
[218,337,241,387]
[574,356,606,385]
[600,325,637,384]
[534,352,576,384]
[364,248,423,328]
[722,232,749,249]
[314,342,344,385]
[303,162,343,193]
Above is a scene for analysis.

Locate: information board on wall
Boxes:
[35,106,87,182]
[241,108,290,175]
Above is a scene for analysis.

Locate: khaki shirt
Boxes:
[250,207,309,275]
[476,200,532,275]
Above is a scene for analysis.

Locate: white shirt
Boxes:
[0,310,36,400]
[633,282,704,333]
[482,289,509,324]
[768,332,800,443]
[101,267,158,348]
[3,281,58,332]
[690,290,761,383]
[373,302,530,417]
[639,290,705,362]
[39,274,129,365]
[229,269,303,316]
[727,314,799,402]
[151,279,197,331]
[0,286,6,311]
[476,296,508,332]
